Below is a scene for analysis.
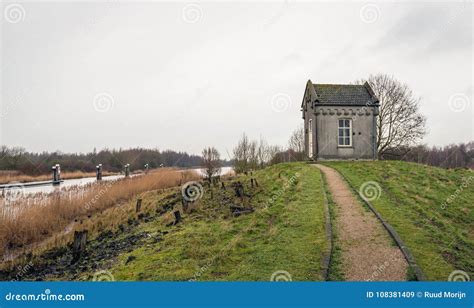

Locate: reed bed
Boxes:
[0,170,117,185]
[0,168,199,258]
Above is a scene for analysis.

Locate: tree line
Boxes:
[0,146,229,175]
[383,142,474,169]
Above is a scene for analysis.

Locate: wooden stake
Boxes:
[136,198,142,213]
[71,230,88,264]
[173,210,182,225]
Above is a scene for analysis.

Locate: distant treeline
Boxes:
[0,146,230,175]
[382,142,474,169]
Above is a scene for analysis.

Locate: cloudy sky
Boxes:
[1,0,472,156]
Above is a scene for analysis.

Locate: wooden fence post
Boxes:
[96,164,103,181]
[136,198,142,213]
[71,230,88,264]
[52,166,58,183]
[173,210,182,225]
[124,164,130,177]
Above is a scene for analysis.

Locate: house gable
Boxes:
[301,80,317,111]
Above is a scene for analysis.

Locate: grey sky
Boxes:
[1,1,472,156]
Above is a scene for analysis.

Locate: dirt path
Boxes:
[314,164,407,281]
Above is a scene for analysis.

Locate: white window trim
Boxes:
[337,118,353,147]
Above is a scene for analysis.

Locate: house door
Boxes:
[308,119,313,158]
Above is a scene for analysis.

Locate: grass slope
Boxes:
[324,161,473,281]
[103,163,328,281]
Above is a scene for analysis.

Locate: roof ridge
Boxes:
[313,83,363,86]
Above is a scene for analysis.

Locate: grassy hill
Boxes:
[0,163,329,281]
[324,161,473,281]
[109,163,328,281]
[1,161,471,282]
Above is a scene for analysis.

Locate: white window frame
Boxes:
[338,118,352,147]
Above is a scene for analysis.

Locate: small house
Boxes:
[301,80,379,160]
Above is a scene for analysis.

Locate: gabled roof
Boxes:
[306,81,379,106]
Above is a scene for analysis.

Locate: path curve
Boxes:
[314,164,407,281]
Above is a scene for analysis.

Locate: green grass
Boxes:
[324,160,473,281]
[108,163,329,281]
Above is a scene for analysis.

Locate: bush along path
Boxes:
[314,164,408,281]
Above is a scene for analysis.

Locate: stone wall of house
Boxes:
[312,106,378,160]
[302,88,317,159]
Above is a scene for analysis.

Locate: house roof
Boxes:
[311,82,379,106]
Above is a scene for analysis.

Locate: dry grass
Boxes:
[0,170,118,185]
[0,168,199,258]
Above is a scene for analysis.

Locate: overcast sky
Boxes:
[1,0,472,156]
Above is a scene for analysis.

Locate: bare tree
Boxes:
[233,133,250,174]
[248,140,259,170]
[233,133,288,171]
[288,124,305,161]
[256,137,273,168]
[356,74,427,158]
[267,145,282,163]
[201,147,221,181]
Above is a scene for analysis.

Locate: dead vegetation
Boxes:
[0,170,118,185]
[0,170,257,279]
[0,168,199,259]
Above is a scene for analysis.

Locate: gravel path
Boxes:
[314,164,407,281]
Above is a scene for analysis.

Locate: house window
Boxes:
[338,119,352,146]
